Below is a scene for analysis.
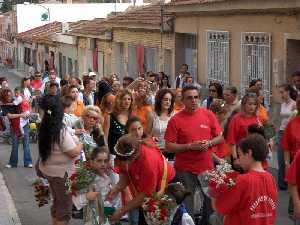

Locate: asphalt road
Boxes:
[0,68,294,225]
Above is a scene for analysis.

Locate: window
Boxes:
[74,60,79,77]
[144,47,157,72]
[62,56,66,77]
[24,47,31,65]
[68,57,73,75]
[128,45,137,78]
[207,30,230,85]
[241,32,271,106]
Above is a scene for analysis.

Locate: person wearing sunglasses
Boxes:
[164,85,223,223]
[74,105,105,147]
[202,82,224,109]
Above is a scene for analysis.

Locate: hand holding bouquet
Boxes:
[205,162,239,198]
[142,193,176,225]
[66,160,96,196]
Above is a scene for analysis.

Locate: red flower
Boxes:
[147,206,156,213]
[74,159,80,165]
[148,198,157,206]
[70,173,78,181]
[158,208,168,220]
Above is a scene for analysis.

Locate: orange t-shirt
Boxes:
[132,105,152,130]
[258,105,268,125]
[73,100,84,117]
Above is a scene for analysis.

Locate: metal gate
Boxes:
[241,32,271,106]
[207,30,230,86]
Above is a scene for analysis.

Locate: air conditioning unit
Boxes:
[62,23,70,34]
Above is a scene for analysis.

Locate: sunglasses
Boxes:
[86,115,98,121]
[186,95,199,100]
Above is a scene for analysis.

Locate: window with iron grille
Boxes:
[206,30,230,86]
[241,32,271,106]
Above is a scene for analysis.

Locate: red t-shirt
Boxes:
[281,116,300,160]
[226,113,259,145]
[285,151,300,196]
[119,144,175,196]
[164,108,222,174]
[31,80,43,91]
[215,170,277,225]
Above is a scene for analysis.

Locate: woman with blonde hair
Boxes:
[103,89,133,154]
[75,105,105,147]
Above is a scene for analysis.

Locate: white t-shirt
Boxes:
[279,99,296,130]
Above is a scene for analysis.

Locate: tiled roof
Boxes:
[16,21,62,44]
[168,0,228,6]
[67,19,107,37]
[103,3,173,27]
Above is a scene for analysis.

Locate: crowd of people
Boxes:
[2,64,300,225]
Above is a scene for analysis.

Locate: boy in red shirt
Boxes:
[213,134,278,225]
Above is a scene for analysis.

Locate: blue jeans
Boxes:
[9,124,32,167]
[277,130,287,189]
[128,208,139,225]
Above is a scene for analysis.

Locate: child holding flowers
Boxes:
[72,146,121,225]
[212,134,278,225]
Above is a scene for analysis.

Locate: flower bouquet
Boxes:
[32,178,51,207]
[205,162,239,198]
[142,193,176,225]
[66,160,96,196]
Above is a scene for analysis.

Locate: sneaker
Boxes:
[25,164,33,168]
[5,164,12,168]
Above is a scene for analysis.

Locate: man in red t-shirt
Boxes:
[214,134,278,225]
[164,85,223,221]
[286,151,300,223]
[281,114,300,166]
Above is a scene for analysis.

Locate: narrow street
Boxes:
[0,68,293,225]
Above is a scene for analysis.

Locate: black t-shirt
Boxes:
[0,104,18,116]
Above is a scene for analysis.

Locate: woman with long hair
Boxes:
[173,88,184,114]
[226,93,260,169]
[131,79,153,130]
[21,77,31,101]
[247,86,269,125]
[103,89,133,154]
[107,134,175,224]
[38,96,82,225]
[66,85,84,117]
[277,84,297,190]
[147,89,175,159]
[202,82,223,109]
[100,92,115,121]
[159,73,171,89]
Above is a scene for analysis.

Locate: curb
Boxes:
[0,172,22,225]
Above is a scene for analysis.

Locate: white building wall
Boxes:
[17,3,147,33]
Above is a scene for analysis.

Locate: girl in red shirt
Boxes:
[213,134,278,225]
[226,93,260,168]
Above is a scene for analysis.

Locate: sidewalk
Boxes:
[0,172,22,225]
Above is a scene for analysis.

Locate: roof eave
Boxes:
[167,0,300,14]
